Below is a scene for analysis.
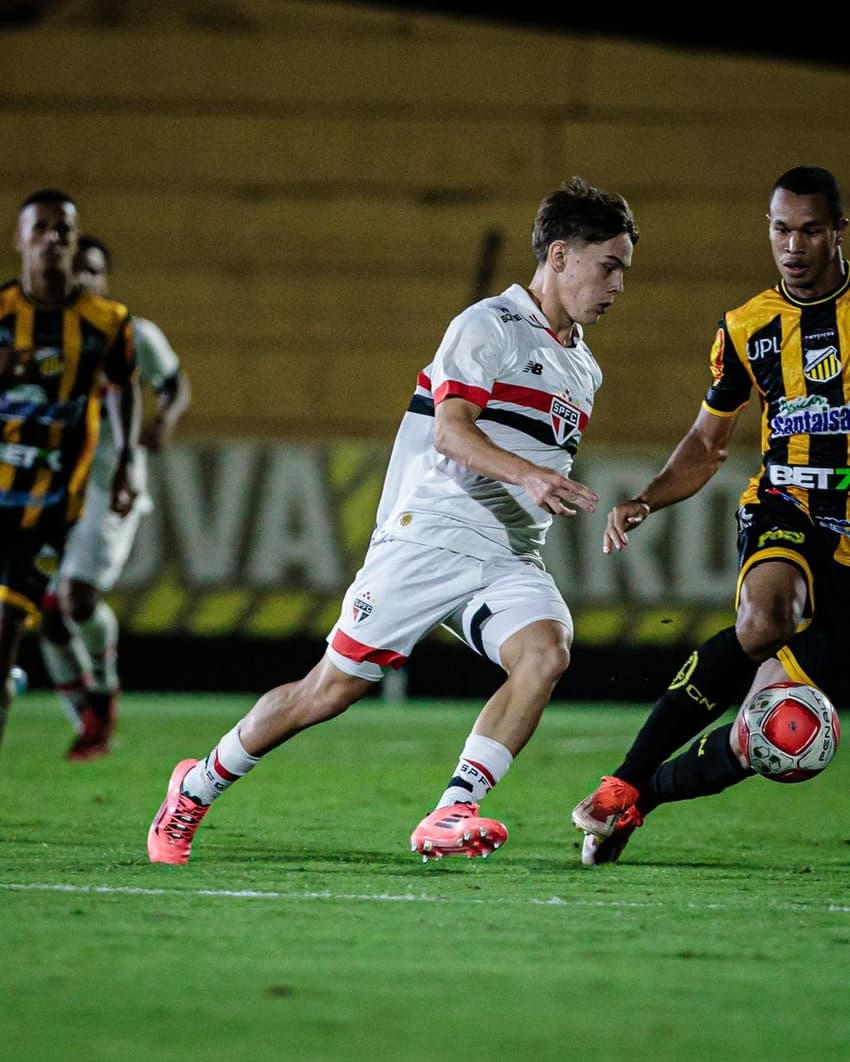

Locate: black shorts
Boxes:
[736,499,850,706]
[0,508,70,624]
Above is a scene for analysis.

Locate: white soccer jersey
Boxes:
[89,316,181,496]
[374,284,602,562]
[58,317,181,589]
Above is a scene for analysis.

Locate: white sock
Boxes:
[77,602,120,693]
[180,725,261,805]
[436,734,514,809]
[40,635,90,730]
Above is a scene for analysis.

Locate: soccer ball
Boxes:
[735,682,840,783]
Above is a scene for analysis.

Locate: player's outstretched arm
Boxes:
[141,368,191,451]
[434,395,598,516]
[603,406,738,553]
[104,377,142,516]
[602,498,651,554]
[520,466,598,516]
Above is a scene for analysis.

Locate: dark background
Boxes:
[3,2,845,69]
[354,2,850,69]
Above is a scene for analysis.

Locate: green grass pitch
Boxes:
[1,691,848,1061]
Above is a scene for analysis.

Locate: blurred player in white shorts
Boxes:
[40,235,191,760]
[146,176,640,866]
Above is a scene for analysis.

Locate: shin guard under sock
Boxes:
[638,722,754,814]
[614,627,758,789]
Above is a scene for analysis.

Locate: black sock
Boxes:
[614,627,758,789]
[637,723,754,814]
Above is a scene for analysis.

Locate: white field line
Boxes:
[3,881,849,913]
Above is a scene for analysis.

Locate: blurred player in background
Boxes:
[147,176,639,865]
[40,234,191,761]
[0,190,140,748]
[572,165,850,864]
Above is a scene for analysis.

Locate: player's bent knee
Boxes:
[67,597,98,625]
[508,642,570,687]
[500,621,571,682]
[536,643,571,685]
[40,599,68,643]
[736,613,796,660]
[63,578,99,625]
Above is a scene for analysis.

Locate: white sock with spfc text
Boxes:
[180,725,261,805]
[436,733,513,809]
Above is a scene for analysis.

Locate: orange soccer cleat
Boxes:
[580,804,644,865]
[571,775,640,839]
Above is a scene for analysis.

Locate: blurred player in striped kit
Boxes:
[0,191,140,748]
[40,235,191,760]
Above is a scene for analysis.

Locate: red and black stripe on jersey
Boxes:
[406,372,586,455]
[0,280,136,530]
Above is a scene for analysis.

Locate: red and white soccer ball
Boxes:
[735,682,841,783]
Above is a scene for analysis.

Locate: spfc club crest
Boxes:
[550,395,581,445]
[352,591,374,624]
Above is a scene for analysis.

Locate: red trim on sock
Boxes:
[465,759,496,787]
[213,750,240,781]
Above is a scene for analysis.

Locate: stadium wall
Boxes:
[5,1,850,696]
[3,1,850,447]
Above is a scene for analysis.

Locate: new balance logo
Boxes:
[523,361,543,375]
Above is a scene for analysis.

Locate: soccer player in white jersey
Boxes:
[40,235,191,760]
[147,176,639,865]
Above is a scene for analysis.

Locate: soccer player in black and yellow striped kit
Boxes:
[573,165,850,863]
[0,188,140,746]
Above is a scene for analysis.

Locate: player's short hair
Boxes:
[18,187,77,214]
[772,166,845,228]
[532,176,640,264]
[76,234,112,271]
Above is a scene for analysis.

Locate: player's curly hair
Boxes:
[532,176,639,264]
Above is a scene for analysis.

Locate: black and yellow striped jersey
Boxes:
[0,279,136,530]
[703,264,850,547]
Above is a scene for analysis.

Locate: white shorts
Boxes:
[58,484,146,592]
[326,537,572,682]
